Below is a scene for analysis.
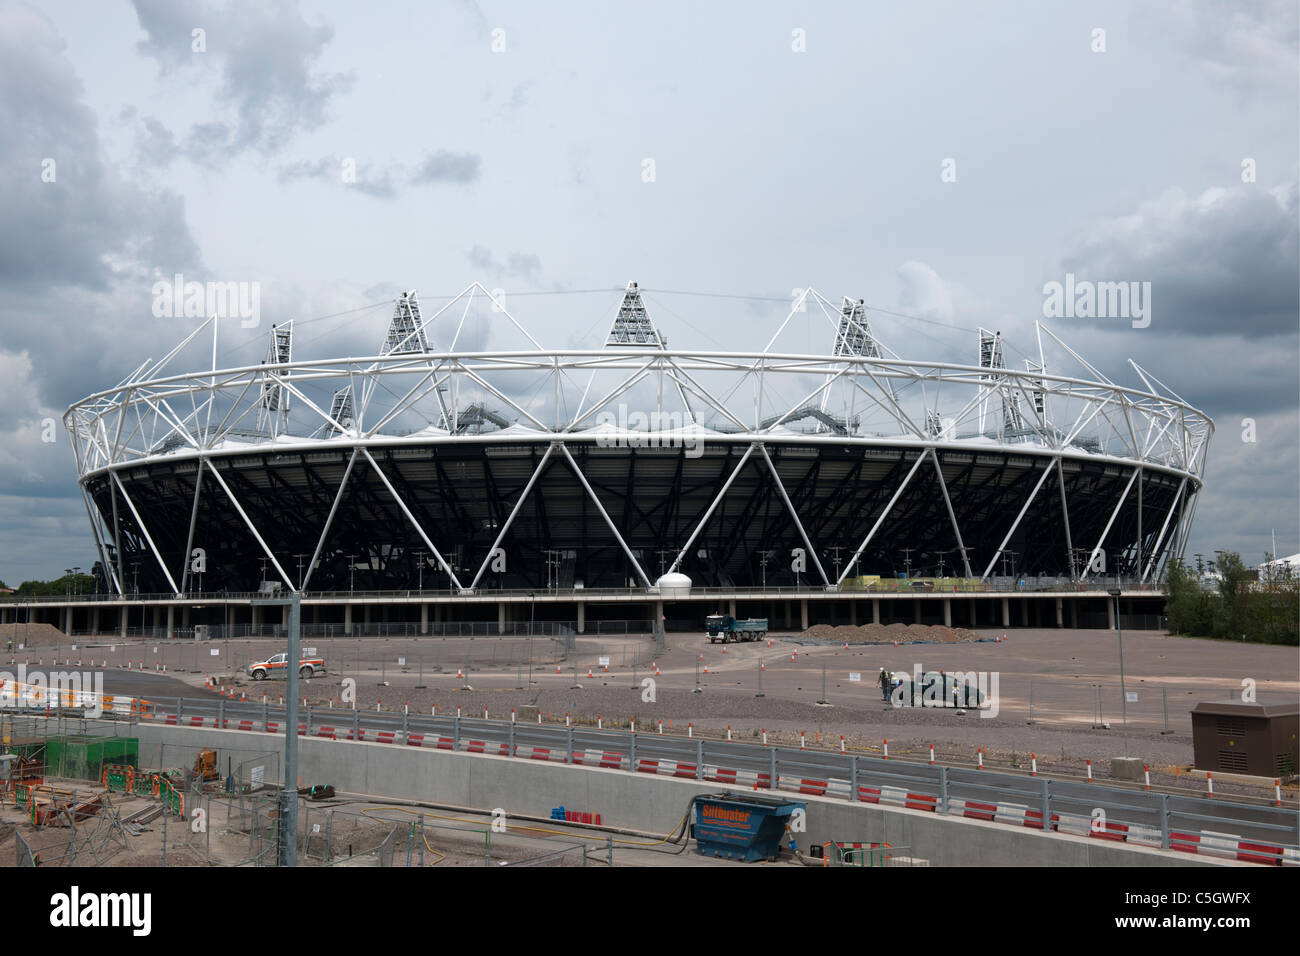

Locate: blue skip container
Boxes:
[693,793,807,862]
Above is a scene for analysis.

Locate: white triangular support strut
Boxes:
[361,448,464,591]
[756,444,830,586]
[556,442,652,588]
[110,471,181,595]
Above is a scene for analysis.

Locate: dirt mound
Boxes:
[801,622,982,644]
[0,622,70,648]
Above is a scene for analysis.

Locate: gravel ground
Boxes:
[11,623,1297,802]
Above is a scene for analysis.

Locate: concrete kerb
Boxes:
[104,720,1245,867]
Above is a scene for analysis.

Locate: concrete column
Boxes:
[166,605,174,639]
[943,598,952,627]
[654,600,663,637]
[91,606,100,634]
[1055,597,1064,628]
[226,604,234,639]
[728,599,736,619]
[1001,597,1009,628]
[799,599,808,631]
[850,602,857,626]
[1020,599,1028,627]
[344,603,353,637]
[252,605,262,630]
[1106,597,1114,630]
[913,598,921,624]
[498,602,506,635]
[420,603,429,635]
[872,599,880,625]
[282,604,289,629]
[363,604,371,630]
[577,602,585,634]
[120,607,128,638]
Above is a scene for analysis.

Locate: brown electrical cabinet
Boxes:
[1191,701,1299,778]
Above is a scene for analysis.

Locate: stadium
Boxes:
[63,283,1211,610]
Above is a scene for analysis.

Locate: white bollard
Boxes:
[883,738,889,759]
[1031,754,1037,776]
[977,748,983,770]
[929,743,935,765]
[1144,765,1150,790]
[800,732,806,750]
[1086,759,1093,782]
[840,736,845,753]
[762,729,768,747]
[1207,772,1214,798]
[688,722,692,738]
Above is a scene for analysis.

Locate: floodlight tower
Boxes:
[978,328,1022,436]
[605,281,694,424]
[256,321,293,434]
[821,297,885,417]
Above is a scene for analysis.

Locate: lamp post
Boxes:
[528,591,535,686]
[252,592,300,866]
[1109,587,1129,756]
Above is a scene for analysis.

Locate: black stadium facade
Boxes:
[66,283,1210,601]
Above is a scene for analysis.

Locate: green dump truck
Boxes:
[705,614,768,643]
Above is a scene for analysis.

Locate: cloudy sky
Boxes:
[0,0,1296,584]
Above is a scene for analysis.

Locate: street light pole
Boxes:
[252,592,300,866]
[528,592,535,686]
[1110,587,1129,757]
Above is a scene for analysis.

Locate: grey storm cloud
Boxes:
[131,0,354,156]
[277,150,482,198]
[1156,0,1300,96]
[410,150,482,186]
[0,3,200,294]
[132,113,178,169]
[465,245,542,280]
[277,155,399,198]
[1053,182,1299,341]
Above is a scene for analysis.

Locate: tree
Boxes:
[1163,560,1213,636]
[1214,551,1251,638]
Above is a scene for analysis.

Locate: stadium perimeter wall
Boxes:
[108,721,1227,867]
